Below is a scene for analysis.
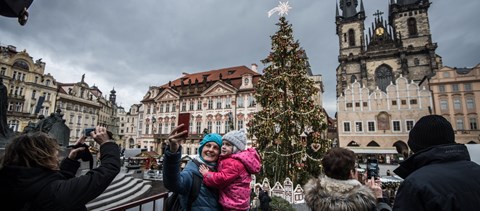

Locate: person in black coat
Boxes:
[0,126,120,211]
[258,187,271,211]
[393,115,480,211]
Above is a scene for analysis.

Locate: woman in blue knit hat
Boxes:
[199,129,262,211]
[162,124,223,211]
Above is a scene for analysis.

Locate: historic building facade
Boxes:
[56,75,119,144]
[0,45,58,132]
[1,44,121,145]
[429,64,480,144]
[56,76,101,144]
[92,87,118,136]
[337,76,432,158]
[117,104,143,149]
[137,65,261,154]
[335,0,441,153]
[335,0,441,96]
[131,64,328,154]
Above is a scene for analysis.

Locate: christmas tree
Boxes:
[248,16,329,185]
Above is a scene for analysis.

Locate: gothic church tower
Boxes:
[335,0,366,95]
[335,0,441,97]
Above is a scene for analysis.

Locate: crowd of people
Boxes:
[164,115,480,211]
[1,114,480,211]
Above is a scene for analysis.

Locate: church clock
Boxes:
[375,27,385,36]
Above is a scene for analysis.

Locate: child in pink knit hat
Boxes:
[199,129,262,211]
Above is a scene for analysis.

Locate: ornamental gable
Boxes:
[202,82,236,97]
[155,88,179,102]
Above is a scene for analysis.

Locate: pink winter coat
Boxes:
[203,148,262,210]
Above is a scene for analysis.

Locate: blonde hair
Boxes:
[1,132,60,170]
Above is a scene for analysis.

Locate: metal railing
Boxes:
[106,192,169,211]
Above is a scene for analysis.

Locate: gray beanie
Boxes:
[223,129,247,151]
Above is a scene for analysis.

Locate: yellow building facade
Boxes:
[1,45,57,132]
[430,64,480,144]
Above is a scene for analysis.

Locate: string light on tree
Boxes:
[248,2,329,186]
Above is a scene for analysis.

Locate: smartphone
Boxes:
[84,128,95,137]
[367,158,379,179]
[177,113,191,138]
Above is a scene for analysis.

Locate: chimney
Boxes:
[251,63,258,72]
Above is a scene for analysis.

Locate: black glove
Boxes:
[68,143,94,169]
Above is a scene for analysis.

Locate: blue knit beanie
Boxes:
[198,133,222,160]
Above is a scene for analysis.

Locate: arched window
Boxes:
[348,29,356,46]
[350,75,357,83]
[129,138,135,148]
[414,58,420,65]
[407,18,418,36]
[347,141,360,147]
[12,60,29,70]
[375,65,393,92]
[392,140,409,158]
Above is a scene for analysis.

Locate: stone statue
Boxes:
[24,109,70,147]
[31,109,70,147]
[0,77,13,147]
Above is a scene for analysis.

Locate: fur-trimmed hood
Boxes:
[304,176,376,211]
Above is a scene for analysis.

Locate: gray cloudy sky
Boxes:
[1,0,479,117]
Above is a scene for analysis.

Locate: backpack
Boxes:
[164,172,202,211]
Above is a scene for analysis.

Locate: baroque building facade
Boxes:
[429,64,480,144]
[94,88,119,139]
[335,0,441,154]
[127,64,328,154]
[56,75,101,144]
[117,104,143,149]
[138,65,261,155]
[0,45,57,132]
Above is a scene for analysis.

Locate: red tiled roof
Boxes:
[160,65,260,88]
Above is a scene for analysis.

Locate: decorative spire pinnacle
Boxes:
[360,0,365,13]
[336,1,340,17]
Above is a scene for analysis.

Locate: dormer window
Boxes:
[244,77,249,85]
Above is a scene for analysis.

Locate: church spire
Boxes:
[336,1,340,17]
[109,87,116,104]
[360,0,365,13]
[339,0,358,18]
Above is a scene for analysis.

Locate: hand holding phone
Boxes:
[177,113,191,139]
[84,128,95,137]
[167,116,190,153]
[367,158,379,179]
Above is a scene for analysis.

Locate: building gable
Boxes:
[202,81,236,97]
[154,88,179,102]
